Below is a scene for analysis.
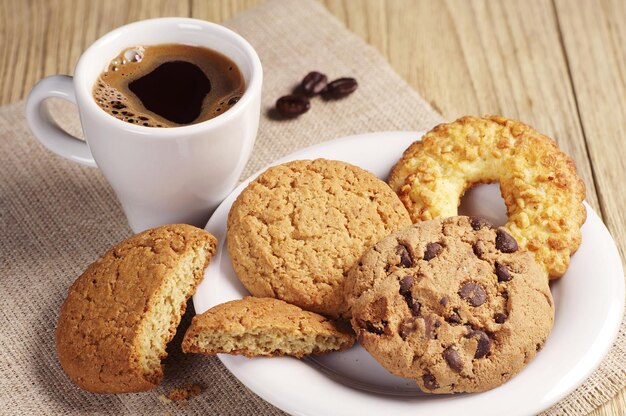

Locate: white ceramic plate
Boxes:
[193,132,624,416]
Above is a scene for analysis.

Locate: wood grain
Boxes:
[555,0,626,263]
[0,0,623,414]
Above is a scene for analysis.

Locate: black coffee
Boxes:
[93,44,245,127]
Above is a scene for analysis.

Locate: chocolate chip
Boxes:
[447,312,462,325]
[422,373,439,390]
[399,275,420,315]
[399,318,416,339]
[409,301,421,316]
[494,313,507,324]
[325,77,358,98]
[424,315,439,339]
[396,244,413,268]
[423,242,443,261]
[495,229,518,253]
[443,347,463,372]
[500,290,509,300]
[365,321,385,335]
[439,296,449,306]
[399,275,414,295]
[495,262,513,282]
[472,241,487,258]
[470,216,494,231]
[300,71,328,96]
[466,330,490,358]
[459,282,487,307]
[275,94,310,117]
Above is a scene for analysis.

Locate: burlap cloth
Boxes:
[0,0,623,414]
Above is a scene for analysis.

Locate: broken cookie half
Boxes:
[182,297,355,358]
[56,224,217,393]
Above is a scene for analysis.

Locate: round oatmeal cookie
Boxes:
[227,159,412,318]
[348,216,554,393]
[388,115,586,279]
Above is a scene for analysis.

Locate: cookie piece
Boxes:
[182,297,355,357]
[348,216,554,393]
[227,159,411,317]
[388,115,586,278]
[56,224,217,393]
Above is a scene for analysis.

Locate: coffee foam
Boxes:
[93,44,245,128]
[93,81,164,127]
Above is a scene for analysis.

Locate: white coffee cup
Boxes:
[26,18,262,232]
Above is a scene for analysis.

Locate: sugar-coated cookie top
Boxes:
[389,115,586,278]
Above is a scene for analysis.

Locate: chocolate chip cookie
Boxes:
[227,159,411,318]
[347,216,554,393]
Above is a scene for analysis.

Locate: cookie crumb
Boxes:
[167,384,204,402]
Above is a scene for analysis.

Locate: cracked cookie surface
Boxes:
[388,115,586,278]
[226,159,411,318]
[347,216,554,393]
[56,224,217,393]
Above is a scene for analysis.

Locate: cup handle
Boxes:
[26,75,96,167]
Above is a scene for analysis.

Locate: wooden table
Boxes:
[1,0,623,414]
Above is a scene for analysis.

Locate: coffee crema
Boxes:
[93,44,245,127]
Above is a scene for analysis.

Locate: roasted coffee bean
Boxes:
[495,261,513,282]
[459,282,487,307]
[365,320,385,335]
[443,346,463,372]
[495,229,518,253]
[326,77,358,98]
[466,330,490,358]
[423,242,443,261]
[300,71,328,96]
[470,216,494,231]
[422,373,439,390]
[494,313,507,324]
[275,94,310,117]
[472,241,487,258]
[396,244,413,267]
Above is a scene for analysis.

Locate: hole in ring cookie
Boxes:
[458,183,507,227]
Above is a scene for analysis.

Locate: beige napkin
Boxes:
[0,0,623,414]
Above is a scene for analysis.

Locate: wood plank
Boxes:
[0,0,190,105]
[555,0,626,262]
[555,2,626,408]
[325,0,600,211]
[189,0,262,22]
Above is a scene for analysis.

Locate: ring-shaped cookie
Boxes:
[388,116,586,278]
